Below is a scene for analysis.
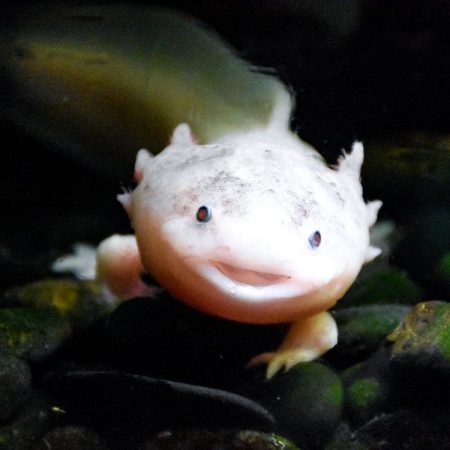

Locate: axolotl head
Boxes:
[121,124,382,324]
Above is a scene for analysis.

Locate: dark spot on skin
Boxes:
[178,146,235,171]
[335,191,345,204]
[264,149,272,159]
[296,204,310,220]
[144,183,150,192]
[286,190,319,228]
[328,181,345,205]
[186,188,200,202]
[202,171,249,196]
[178,154,200,169]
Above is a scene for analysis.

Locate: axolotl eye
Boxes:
[196,205,212,223]
[308,230,321,249]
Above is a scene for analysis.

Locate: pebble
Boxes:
[0,393,53,449]
[141,430,299,450]
[329,304,410,367]
[389,301,450,374]
[326,409,450,450]
[340,267,422,307]
[254,362,343,446]
[3,278,113,331]
[0,352,31,422]
[35,425,108,450]
[0,307,71,362]
[340,348,392,426]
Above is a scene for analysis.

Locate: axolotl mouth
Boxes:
[211,260,291,287]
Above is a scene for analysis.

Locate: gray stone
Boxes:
[0,352,31,422]
[35,426,107,450]
[0,393,53,449]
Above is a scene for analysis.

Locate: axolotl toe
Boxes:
[97,123,382,378]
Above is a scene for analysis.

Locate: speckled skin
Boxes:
[98,124,381,377]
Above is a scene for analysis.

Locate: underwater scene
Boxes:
[0,1,449,449]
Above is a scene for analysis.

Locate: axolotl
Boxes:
[97,122,382,378]
[2,4,381,377]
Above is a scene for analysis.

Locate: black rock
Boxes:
[35,425,108,450]
[329,409,450,450]
[0,393,54,449]
[49,371,276,447]
[103,296,283,388]
[0,352,31,422]
[252,362,343,446]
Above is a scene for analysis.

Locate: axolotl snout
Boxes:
[97,124,381,378]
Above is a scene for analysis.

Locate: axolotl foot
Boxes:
[248,311,338,379]
[97,234,160,300]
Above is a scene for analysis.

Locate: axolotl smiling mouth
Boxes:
[177,253,352,324]
[211,260,292,287]
[190,256,321,308]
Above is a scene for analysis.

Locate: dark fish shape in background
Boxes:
[0,4,288,179]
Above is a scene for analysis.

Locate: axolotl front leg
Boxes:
[96,234,158,299]
[249,312,338,379]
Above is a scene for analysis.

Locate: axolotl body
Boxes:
[1,4,381,377]
[97,124,381,378]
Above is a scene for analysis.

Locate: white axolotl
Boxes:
[97,121,382,378]
[4,5,381,377]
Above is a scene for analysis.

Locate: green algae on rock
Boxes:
[340,347,393,426]
[330,304,411,366]
[141,430,299,450]
[3,278,112,331]
[346,378,386,421]
[388,301,450,373]
[257,362,343,444]
[0,308,71,362]
[340,267,422,307]
[341,359,391,426]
